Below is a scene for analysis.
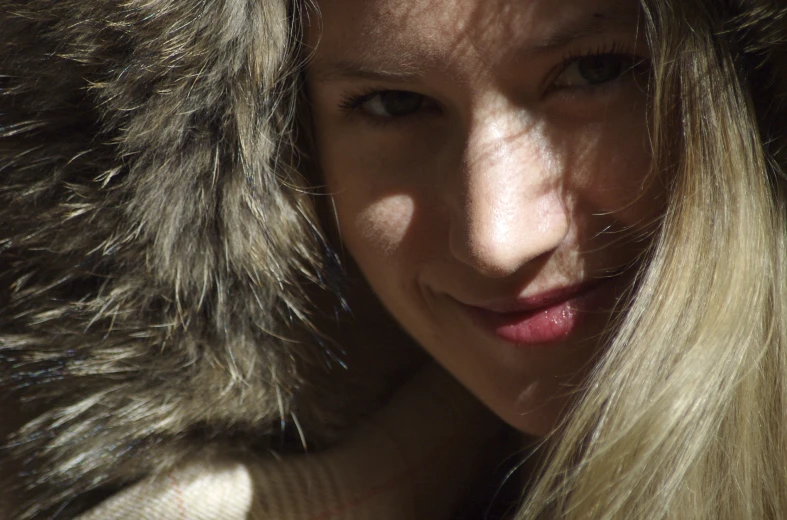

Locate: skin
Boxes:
[307,0,662,436]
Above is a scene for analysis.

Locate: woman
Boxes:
[1,0,785,518]
[307,0,787,517]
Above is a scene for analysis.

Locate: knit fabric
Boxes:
[77,364,501,520]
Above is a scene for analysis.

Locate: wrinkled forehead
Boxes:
[307,0,642,76]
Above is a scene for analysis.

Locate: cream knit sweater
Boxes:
[76,364,501,520]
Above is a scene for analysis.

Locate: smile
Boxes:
[459,281,610,346]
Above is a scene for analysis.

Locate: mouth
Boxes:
[458,280,612,346]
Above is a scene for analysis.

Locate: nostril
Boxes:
[448,193,570,279]
[449,234,523,279]
[449,235,557,279]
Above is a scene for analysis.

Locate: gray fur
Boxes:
[0,1,421,518]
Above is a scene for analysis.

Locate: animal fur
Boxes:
[0,0,420,518]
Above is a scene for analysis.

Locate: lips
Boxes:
[459,281,608,346]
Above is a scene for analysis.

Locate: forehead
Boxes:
[309,0,641,76]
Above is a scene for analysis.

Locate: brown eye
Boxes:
[553,54,636,89]
[361,91,427,117]
[579,55,630,84]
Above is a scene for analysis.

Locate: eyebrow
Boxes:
[309,0,641,84]
[526,1,641,53]
[309,57,433,84]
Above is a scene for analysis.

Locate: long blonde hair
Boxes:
[518,1,787,518]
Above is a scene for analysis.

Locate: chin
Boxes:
[498,399,570,438]
[468,370,582,437]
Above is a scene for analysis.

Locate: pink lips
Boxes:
[462,283,604,346]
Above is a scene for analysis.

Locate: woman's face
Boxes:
[307,0,660,435]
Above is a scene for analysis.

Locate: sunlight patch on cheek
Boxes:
[352,194,416,256]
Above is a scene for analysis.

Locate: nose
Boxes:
[447,110,569,278]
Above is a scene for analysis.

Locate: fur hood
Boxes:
[0,1,419,518]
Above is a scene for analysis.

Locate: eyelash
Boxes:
[338,88,393,113]
[338,89,438,128]
[337,40,648,120]
[547,41,647,94]
[561,41,631,69]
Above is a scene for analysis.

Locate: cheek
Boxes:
[321,142,423,286]
[570,109,658,228]
[318,117,447,272]
[342,193,417,260]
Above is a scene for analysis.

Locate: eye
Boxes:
[553,53,639,89]
[344,90,434,118]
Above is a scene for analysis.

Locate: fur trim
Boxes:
[0,1,414,517]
